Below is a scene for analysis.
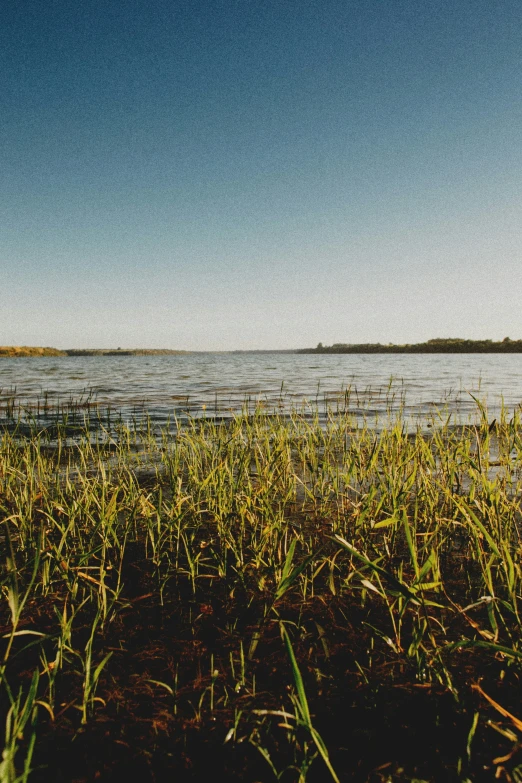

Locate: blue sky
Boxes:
[2,0,521,349]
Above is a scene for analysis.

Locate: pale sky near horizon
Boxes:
[2,0,522,350]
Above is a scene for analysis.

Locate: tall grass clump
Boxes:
[1,392,522,780]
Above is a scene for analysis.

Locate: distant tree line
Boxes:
[64,348,188,356]
[0,346,65,357]
[0,347,189,357]
[301,338,522,354]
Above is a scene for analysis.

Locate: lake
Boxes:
[0,352,521,429]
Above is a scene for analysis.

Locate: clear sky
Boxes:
[2,0,521,350]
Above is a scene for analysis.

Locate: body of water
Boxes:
[0,353,521,428]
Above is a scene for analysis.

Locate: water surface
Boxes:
[1,353,520,428]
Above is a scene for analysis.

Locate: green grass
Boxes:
[1,394,522,780]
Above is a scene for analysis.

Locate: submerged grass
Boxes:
[1,394,522,781]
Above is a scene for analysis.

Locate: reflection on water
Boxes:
[0,353,521,429]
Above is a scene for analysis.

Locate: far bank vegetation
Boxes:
[304,337,522,353]
[0,347,189,357]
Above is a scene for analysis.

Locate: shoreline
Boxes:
[3,337,522,357]
[0,346,190,357]
[300,338,522,354]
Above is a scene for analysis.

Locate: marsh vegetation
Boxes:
[1,393,522,781]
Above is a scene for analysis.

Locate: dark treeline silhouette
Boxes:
[301,337,522,354]
[64,348,188,356]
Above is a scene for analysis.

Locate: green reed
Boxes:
[1,392,522,779]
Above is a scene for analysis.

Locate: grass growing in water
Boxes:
[1,395,522,781]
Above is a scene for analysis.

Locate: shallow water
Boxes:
[0,352,521,428]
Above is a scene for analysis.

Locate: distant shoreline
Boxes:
[300,338,522,354]
[2,339,522,357]
[0,347,190,357]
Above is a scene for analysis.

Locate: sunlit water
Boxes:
[0,353,521,430]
